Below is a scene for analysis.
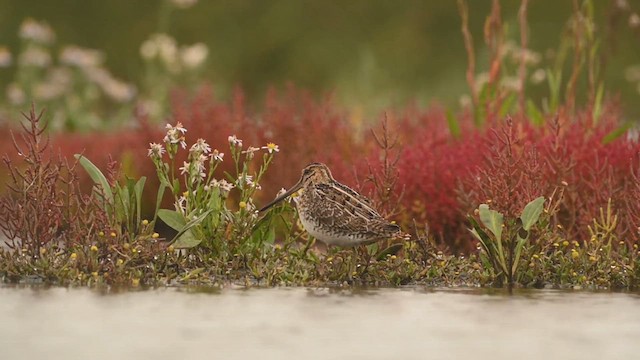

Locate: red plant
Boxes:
[3,87,637,253]
[0,107,108,254]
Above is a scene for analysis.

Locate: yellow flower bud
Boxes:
[90,245,98,252]
[239,201,247,209]
[142,219,149,226]
[152,233,160,239]
[70,253,77,260]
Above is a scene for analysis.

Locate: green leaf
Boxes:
[602,122,632,145]
[520,196,545,231]
[173,229,202,249]
[170,209,214,248]
[375,244,403,261]
[117,183,130,224]
[478,204,503,242]
[592,83,604,125]
[157,209,186,231]
[75,154,113,204]
[468,216,507,277]
[526,99,544,126]
[265,227,276,245]
[445,109,461,139]
[152,182,167,225]
[134,177,146,226]
[180,267,205,281]
[498,93,517,117]
[512,236,527,274]
[546,68,562,112]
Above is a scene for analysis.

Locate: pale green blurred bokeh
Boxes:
[0,0,639,115]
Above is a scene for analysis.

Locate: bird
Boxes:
[259,162,408,248]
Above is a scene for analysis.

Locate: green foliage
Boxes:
[76,154,156,237]
[470,197,545,288]
[148,123,280,258]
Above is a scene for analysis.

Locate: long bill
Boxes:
[258,180,303,212]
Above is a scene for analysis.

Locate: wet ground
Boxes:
[1,286,639,360]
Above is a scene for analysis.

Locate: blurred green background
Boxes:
[0,0,639,116]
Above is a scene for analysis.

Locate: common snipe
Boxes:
[259,163,408,247]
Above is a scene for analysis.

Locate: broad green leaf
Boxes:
[265,227,276,245]
[469,216,507,276]
[75,154,113,203]
[172,229,202,249]
[520,196,545,231]
[171,209,214,247]
[157,209,186,231]
[478,204,503,242]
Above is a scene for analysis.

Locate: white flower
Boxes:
[148,143,166,158]
[530,69,546,84]
[176,195,187,214]
[242,146,260,159]
[59,46,104,68]
[19,18,55,44]
[630,13,640,28]
[179,161,190,175]
[0,47,12,67]
[140,34,179,71]
[212,149,224,162]
[262,143,279,154]
[82,66,136,102]
[170,0,198,9]
[181,43,208,69]
[6,83,25,105]
[18,46,52,67]
[210,179,235,194]
[242,175,261,190]
[34,70,69,101]
[228,135,243,147]
[164,122,188,149]
[194,154,207,179]
[190,138,211,155]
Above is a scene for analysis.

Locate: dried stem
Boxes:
[518,0,530,114]
[457,0,478,108]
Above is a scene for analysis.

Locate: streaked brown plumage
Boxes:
[259,162,407,247]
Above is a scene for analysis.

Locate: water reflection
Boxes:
[1,285,639,360]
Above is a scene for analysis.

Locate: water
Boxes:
[1,286,639,360]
